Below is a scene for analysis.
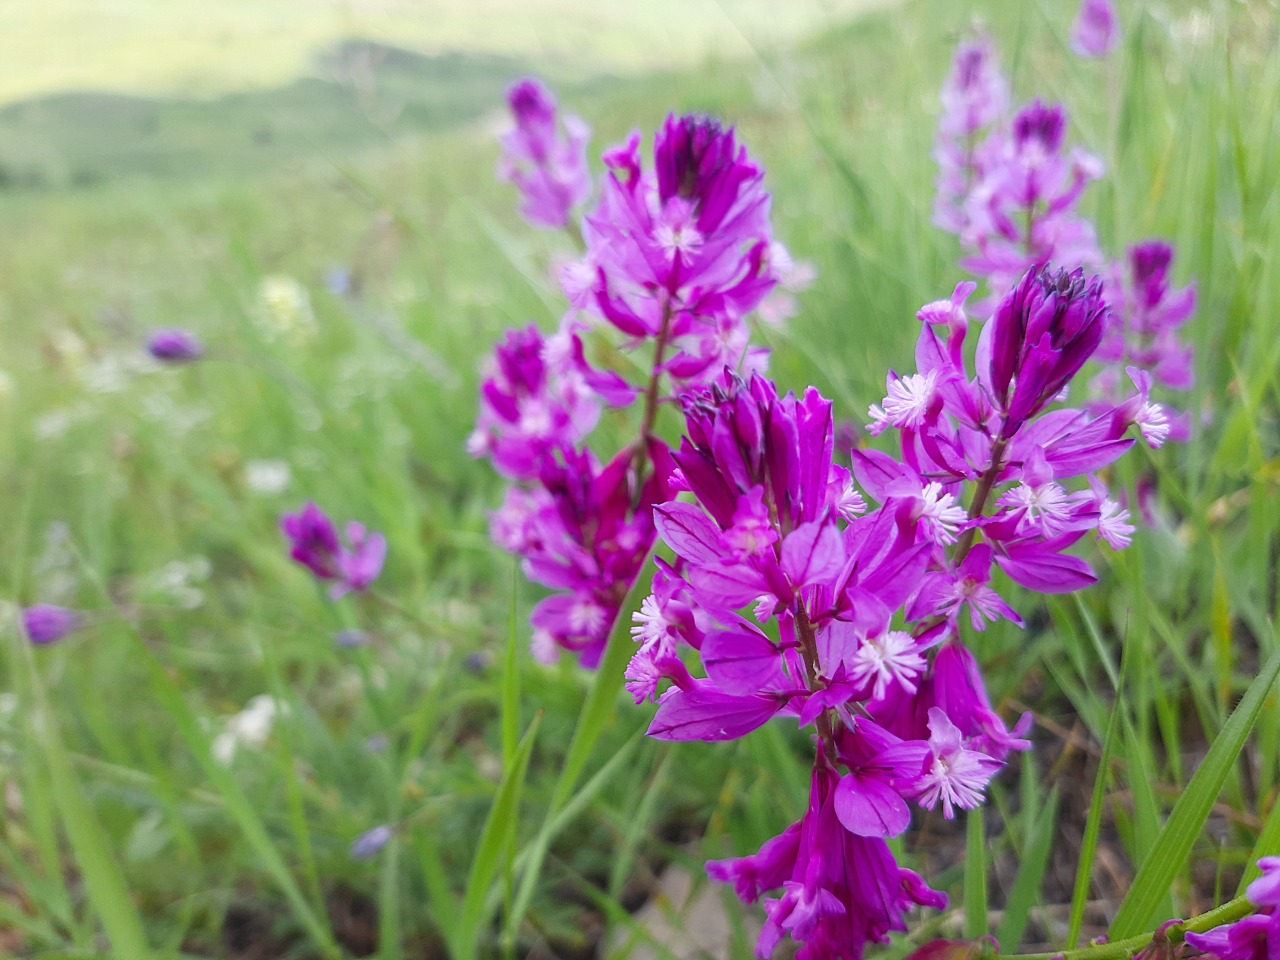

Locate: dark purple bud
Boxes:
[281,502,341,580]
[506,78,556,127]
[147,329,204,363]
[1129,240,1173,307]
[989,265,1108,437]
[350,825,393,859]
[22,605,84,645]
[1012,100,1067,155]
[655,114,727,201]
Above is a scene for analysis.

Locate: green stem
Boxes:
[1009,894,1254,960]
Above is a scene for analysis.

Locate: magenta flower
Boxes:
[1091,240,1197,440]
[580,114,778,389]
[468,324,602,480]
[22,605,84,645]
[147,328,204,363]
[281,502,386,599]
[498,78,592,230]
[984,265,1108,437]
[934,33,1009,234]
[1071,0,1120,59]
[1185,856,1280,958]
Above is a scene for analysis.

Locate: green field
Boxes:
[2,0,1279,957]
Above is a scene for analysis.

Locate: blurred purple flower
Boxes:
[147,329,204,363]
[281,503,386,599]
[22,604,84,645]
[1071,0,1120,58]
[350,825,393,860]
[1185,856,1280,958]
[499,78,592,230]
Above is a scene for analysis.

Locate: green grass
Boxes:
[1,0,1279,956]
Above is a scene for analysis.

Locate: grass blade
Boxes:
[15,632,152,959]
[453,711,542,960]
[1109,643,1280,937]
[998,788,1060,950]
[964,808,989,938]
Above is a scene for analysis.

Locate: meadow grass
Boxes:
[1,0,1278,957]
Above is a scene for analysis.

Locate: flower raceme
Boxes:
[477,91,800,666]
[934,32,1196,441]
[280,502,386,600]
[498,78,592,230]
[628,263,1165,959]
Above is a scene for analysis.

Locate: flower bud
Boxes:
[147,328,204,363]
[988,265,1108,437]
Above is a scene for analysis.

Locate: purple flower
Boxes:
[933,33,1009,235]
[468,325,602,480]
[498,78,592,230]
[984,265,1108,437]
[22,605,84,645]
[1185,856,1280,958]
[580,114,778,389]
[281,502,386,599]
[350,825,393,860]
[1071,0,1120,59]
[147,328,204,363]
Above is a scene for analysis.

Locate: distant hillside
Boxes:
[0,43,537,190]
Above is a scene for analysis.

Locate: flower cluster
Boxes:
[957,98,1104,301]
[1071,0,1121,59]
[628,263,1163,959]
[933,27,1195,439]
[478,86,803,665]
[1091,240,1197,438]
[1185,857,1280,958]
[576,113,779,388]
[498,78,592,230]
[280,502,386,600]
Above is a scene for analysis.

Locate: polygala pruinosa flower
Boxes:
[280,502,386,599]
[1184,856,1280,958]
[630,261,1166,958]
[499,78,592,230]
[933,32,1008,235]
[1071,0,1120,59]
[22,604,84,645]
[147,328,204,363]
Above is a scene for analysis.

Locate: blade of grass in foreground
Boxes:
[964,808,989,937]
[998,787,1060,950]
[15,629,152,959]
[504,550,656,941]
[1109,642,1280,937]
[451,711,542,960]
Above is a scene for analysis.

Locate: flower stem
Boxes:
[1007,894,1254,960]
[631,300,676,502]
[952,435,1009,565]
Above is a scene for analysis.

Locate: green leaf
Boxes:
[998,788,1059,950]
[16,633,152,959]
[1109,643,1280,937]
[453,711,542,960]
[504,550,655,940]
[964,808,988,938]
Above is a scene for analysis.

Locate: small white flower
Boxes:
[1096,497,1135,549]
[999,480,1076,536]
[918,482,967,544]
[848,630,925,701]
[868,371,938,435]
[838,483,868,521]
[1135,401,1169,448]
[244,459,291,495]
